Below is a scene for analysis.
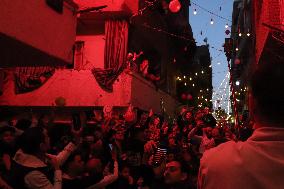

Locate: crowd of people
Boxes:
[0,102,253,189]
[0,61,283,189]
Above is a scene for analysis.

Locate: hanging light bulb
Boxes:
[210,18,214,25]
[225,23,229,28]
[184,82,187,86]
[247,29,251,37]
[193,9,197,15]
[238,27,242,37]
[201,70,204,74]
[236,47,239,51]
[189,77,192,81]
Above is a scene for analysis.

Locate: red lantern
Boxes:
[187,94,193,100]
[225,29,230,35]
[169,0,181,13]
[234,58,241,65]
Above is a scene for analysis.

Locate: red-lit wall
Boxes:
[76,35,105,69]
[74,0,138,13]
[0,70,177,115]
[254,0,284,63]
[0,70,132,107]
[0,0,77,63]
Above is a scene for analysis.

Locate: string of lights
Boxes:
[129,0,234,114]
[142,23,195,42]
[129,0,196,43]
[212,73,230,112]
[218,80,229,107]
[191,1,232,22]
[212,52,223,59]
[130,0,231,52]
[130,0,158,22]
[212,72,229,97]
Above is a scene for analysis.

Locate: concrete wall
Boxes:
[0,70,132,107]
[0,70,177,115]
[130,73,178,116]
[0,0,77,63]
[75,35,105,69]
[74,0,138,14]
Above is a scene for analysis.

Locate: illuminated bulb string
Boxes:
[227,89,231,114]
[218,80,229,109]
[142,23,195,42]
[212,73,230,113]
[212,72,229,97]
[191,1,232,22]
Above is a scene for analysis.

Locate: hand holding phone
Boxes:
[109,144,113,150]
[152,147,167,167]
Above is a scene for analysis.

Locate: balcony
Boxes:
[0,69,178,116]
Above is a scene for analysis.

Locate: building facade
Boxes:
[0,0,196,117]
[176,45,212,109]
[228,0,284,125]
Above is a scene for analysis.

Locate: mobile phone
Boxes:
[152,147,167,167]
[109,144,113,150]
[72,113,81,131]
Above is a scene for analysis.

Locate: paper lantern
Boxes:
[181,93,187,100]
[187,94,193,100]
[234,58,241,65]
[169,0,181,13]
[225,30,230,35]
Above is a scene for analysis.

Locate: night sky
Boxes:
[189,0,234,112]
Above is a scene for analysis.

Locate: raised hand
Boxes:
[149,109,154,117]
[144,140,157,154]
[46,154,60,170]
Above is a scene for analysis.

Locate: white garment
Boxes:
[199,136,215,154]
[188,127,215,153]
[14,142,76,189]
[198,126,284,189]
